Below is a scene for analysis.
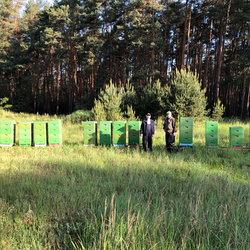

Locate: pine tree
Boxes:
[120,82,138,115]
[129,0,163,85]
[0,0,15,54]
[92,81,124,121]
[137,79,170,119]
[0,97,12,115]
[212,99,225,121]
[92,81,138,121]
[169,69,209,119]
[0,0,16,91]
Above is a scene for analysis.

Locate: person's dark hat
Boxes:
[146,113,151,116]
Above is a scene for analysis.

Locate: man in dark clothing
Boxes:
[140,113,155,152]
[163,111,177,152]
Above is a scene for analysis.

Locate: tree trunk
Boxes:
[151,8,155,81]
[240,75,250,119]
[186,4,191,69]
[56,61,60,115]
[213,23,223,106]
[181,0,189,70]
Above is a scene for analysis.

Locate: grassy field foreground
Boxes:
[0,115,250,249]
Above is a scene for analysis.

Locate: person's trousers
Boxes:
[165,133,173,152]
[143,135,152,151]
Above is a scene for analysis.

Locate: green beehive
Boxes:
[48,134,62,145]
[84,122,97,130]
[179,137,193,144]
[0,120,16,146]
[113,121,126,146]
[48,120,62,145]
[230,127,243,135]
[100,121,112,146]
[179,130,193,138]
[84,134,96,145]
[83,121,97,145]
[33,121,47,146]
[206,121,218,135]
[113,121,126,134]
[180,117,193,126]
[128,121,141,145]
[179,117,193,145]
[113,134,126,144]
[205,134,218,147]
[205,121,218,147]
[229,127,243,147]
[19,121,32,147]
[33,121,46,130]
[113,134,126,140]
[48,120,62,133]
[128,121,140,131]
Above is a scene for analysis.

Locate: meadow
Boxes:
[0,112,250,249]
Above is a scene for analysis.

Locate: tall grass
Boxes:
[0,112,250,249]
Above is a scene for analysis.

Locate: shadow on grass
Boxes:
[0,144,250,249]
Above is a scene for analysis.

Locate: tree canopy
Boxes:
[0,0,249,119]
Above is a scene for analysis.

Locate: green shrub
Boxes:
[91,100,107,121]
[92,81,138,121]
[0,97,12,114]
[124,105,139,121]
[212,99,225,121]
[136,79,170,119]
[63,110,93,123]
[169,69,209,119]
[92,82,124,121]
[120,83,138,115]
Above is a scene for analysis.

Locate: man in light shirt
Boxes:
[140,113,155,152]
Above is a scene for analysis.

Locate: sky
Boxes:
[19,0,54,16]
